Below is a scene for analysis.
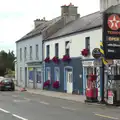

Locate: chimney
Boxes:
[34,18,47,28]
[61,3,80,24]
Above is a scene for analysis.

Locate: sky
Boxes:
[0,0,100,53]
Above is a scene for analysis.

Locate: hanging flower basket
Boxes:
[62,55,71,62]
[89,74,97,81]
[52,56,59,64]
[44,57,50,63]
[43,80,50,89]
[81,49,89,57]
[52,81,60,89]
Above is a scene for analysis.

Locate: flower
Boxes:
[44,57,50,63]
[52,81,60,89]
[43,80,50,88]
[52,56,59,63]
[89,74,97,81]
[62,55,71,62]
[81,49,89,57]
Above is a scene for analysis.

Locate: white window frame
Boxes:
[54,67,60,82]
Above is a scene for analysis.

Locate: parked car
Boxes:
[0,78,15,91]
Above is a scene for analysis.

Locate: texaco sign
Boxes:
[103,13,120,59]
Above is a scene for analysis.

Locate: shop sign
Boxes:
[82,61,93,66]
[107,90,113,104]
[103,13,120,59]
[92,48,101,59]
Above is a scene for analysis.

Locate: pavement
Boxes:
[16,86,86,103]
[0,89,119,120]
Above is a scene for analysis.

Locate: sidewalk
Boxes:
[16,86,85,103]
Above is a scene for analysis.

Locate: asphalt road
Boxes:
[0,91,119,120]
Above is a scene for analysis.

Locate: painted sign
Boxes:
[92,48,101,59]
[103,13,120,59]
[107,90,113,104]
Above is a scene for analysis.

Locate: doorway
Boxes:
[25,67,27,87]
[65,68,73,93]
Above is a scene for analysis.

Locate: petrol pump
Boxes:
[85,74,98,102]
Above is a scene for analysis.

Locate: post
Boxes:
[101,62,105,103]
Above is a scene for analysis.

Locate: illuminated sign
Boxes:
[103,13,120,59]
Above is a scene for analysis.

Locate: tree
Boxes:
[0,50,15,76]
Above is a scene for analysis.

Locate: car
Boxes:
[0,78,15,91]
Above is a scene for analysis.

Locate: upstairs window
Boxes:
[20,48,22,61]
[65,41,70,55]
[46,45,50,58]
[55,43,59,57]
[85,37,90,50]
[30,46,32,60]
[36,44,39,60]
[24,47,27,61]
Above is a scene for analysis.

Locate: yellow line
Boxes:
[95,113,118,119]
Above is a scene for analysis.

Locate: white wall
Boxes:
[44,28,102,59]
[16,35,43,86]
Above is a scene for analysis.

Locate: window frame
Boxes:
[45,67,51,81]
[20,48,22,61]
[30,46,32,60]
[55,43,59,57]
[85,37,90,50]
[65,41,70,55]
[46,45,50,58]
[24,47,27,61]
[54,67,60,82]
[36,44,39,60]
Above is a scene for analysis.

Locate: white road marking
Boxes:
[0,108,10,113]
[23,98,30,101]
[39,101,49,105]
[12,114,28,120]
[93,112,118,120]
[61,106,76,111]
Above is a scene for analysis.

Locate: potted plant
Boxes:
[52,81,60,89]
[52,56,59,64]
[62,55,71,62]
[81,48,90,57]
[43,80,50,89]
[44,57,50,63]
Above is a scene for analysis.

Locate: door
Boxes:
[36,68,43,89]
[25,67,27,87]
[67,71,73,93]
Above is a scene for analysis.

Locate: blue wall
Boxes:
[45,57,83,94]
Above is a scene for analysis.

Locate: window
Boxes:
[85,37,90,50]
[55,43,59,57]
[24,47,27,61]
[36,44,39,60]
[20,67,22,81]
[65,41,70,55]
[20,48,22,61]
[46,45,50,57]
[30,46,32,60]
[46,67,51,81]
[54,67,60,81]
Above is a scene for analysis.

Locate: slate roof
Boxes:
[46,11,102,40]
[16,16,62,42]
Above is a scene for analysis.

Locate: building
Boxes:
[16,3,80,89]
[43,0,120,96]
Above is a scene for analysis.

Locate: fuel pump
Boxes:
[85,74,98,102]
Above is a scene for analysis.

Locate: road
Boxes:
[0,91,119,120]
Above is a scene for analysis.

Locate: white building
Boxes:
[43,0,120,95]
[16,3,80,89]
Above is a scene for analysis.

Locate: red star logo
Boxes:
[107,14,120,30]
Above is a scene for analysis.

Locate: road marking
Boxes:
[12,114,28,120]
[61,106,76,111]
[12,95,19,97]
[39,101,49,105]
[23,97,30,101]
[0,108,10,113]
[94,113,118,120]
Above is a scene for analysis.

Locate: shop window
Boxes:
[54,67,60,81]
[46,67,51,81]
